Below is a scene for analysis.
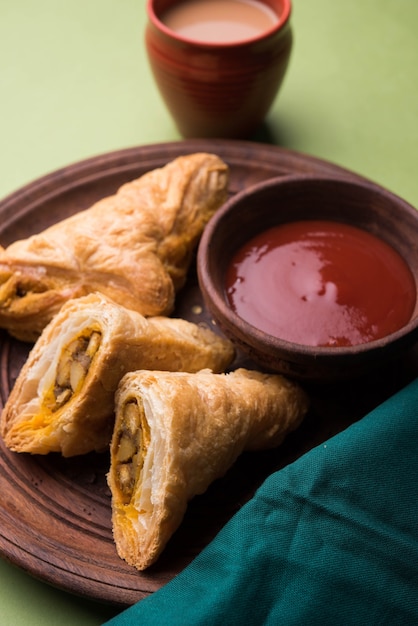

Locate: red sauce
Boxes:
[225,220,416,347]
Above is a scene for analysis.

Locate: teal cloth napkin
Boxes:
[104,377,418,625]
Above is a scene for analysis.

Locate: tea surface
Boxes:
[162,0,279,44]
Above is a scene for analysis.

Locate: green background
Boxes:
[0,1,417,624]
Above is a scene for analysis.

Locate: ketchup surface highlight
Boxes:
[225,220,416,347]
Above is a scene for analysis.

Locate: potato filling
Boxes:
[45,330,102,412]
[115,399,150,505]
[0,274,50,302]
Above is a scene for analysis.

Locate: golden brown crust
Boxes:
[108,368,309,570]
[0,153,229,341]
[0,293,235,457]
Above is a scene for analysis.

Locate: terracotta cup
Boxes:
[145,0,293,139]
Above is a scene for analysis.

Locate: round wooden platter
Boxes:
[0,139,417,606]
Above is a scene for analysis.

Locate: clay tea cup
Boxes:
[145,0,293,139]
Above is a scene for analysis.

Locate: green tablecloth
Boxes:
[0,1,417,625]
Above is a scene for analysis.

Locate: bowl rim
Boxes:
[197,173,418,362]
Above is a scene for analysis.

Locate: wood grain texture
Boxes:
[0,139,416,606]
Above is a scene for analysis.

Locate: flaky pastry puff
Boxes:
[0,153,229,341]
[108,368,309,570]
[0,293,235,457]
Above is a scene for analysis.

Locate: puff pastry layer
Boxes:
[108,368,309,570]
[0,293,235,457]
[0,153,229,341]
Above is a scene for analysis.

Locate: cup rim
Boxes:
[146,0,292,49]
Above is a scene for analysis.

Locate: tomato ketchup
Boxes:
[225,220,416,347]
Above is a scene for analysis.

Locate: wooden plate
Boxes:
[0,139,417,606]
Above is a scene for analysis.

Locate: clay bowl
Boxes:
[145,0,293,139]
[197,174,418,381]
